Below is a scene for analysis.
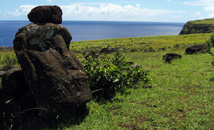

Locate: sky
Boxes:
[1,0,214,22]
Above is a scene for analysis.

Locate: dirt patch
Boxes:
[110,106,121,115]
[177,109,185,121]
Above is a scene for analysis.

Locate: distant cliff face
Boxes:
[179,19,214,35]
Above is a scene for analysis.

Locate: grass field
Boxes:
[1,33,214,129]
[67,34,214,129]
[63,50,214,129]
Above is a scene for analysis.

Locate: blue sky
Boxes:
[1,0,214,22]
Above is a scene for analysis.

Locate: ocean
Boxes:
[0,21,184,47]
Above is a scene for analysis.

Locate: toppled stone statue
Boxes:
[0,5,92,129]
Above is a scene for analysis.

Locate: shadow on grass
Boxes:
[0,105,90,130]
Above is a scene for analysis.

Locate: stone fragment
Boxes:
[162,53,182,63]
[28,5,62,24]
[185,44,210,54]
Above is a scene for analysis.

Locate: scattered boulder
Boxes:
[28,5,62,24]
[162,53,182,63]
[185,44,210,54]
[100,46,118,54]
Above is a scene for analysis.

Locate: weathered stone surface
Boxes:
[162,53,182,63]
[0,67,37,130]
[28,5,62,24]
[185,44,210,54]
[2,65,12,71]
[13,23,92,117]
[2,67,29,98]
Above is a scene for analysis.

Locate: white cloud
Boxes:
[183,0,214,18]
[204,7,214,17]
[136,4,140,7]
[173,15,183,19]
[194,12,204,19]
[7,5,36,18]
[5,3,185,21]
[183,0,214,6]
[60,3,185,20]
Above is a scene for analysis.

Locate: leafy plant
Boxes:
[83,50,150,101]
[206,32,214,66]
[0,52,19,67]
[206,32,214,48]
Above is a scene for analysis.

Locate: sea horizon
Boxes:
[0,20,185,47]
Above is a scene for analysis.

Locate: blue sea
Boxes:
[0,21,184,47]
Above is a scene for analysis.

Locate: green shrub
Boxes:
[0,52,19,67]
[206,32,214,48]
[83,50,150,101]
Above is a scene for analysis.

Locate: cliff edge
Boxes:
[179,18,214,35]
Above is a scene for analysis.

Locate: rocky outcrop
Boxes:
[180,18,214,35]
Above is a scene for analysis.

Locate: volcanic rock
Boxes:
[13,23,92,118]
[2,67,29,99]
[162,53,182,63]
[185,44,210,54]
[28,5,62,24]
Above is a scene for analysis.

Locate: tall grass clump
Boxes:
[83,50,150,101]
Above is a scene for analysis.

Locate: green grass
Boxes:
[1,33,214,129]
[61,50,214,130]
[190,18,214,25]
[69,33,211,54]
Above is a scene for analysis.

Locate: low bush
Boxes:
[83,50,150,101]
[0,52,19,67]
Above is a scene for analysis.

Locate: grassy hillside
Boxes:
[70,33,211,59]
[1,33,214,129]
[190,18,214,25]
[180,18,214,35]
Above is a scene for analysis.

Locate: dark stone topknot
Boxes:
[28,5,62,24]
